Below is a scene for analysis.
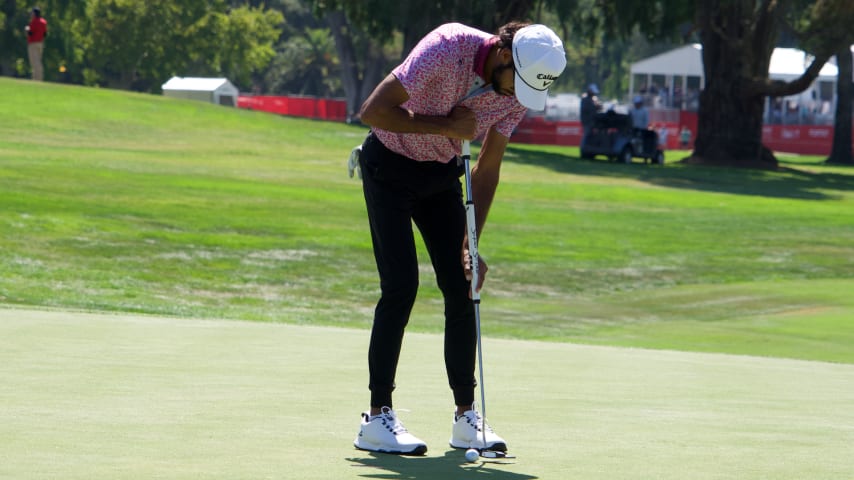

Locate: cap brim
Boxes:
[515,72,547,111]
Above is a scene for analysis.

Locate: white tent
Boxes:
[630,44,840,113]
[631,44,704,80]
[768,48,837,80]
[161,77,239,106]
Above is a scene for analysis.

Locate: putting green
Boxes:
[1,307,852,479]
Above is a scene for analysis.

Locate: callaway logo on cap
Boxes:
[512,24,567,111]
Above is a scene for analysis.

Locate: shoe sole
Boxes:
[449,440,507,452]
[354,441,427,456]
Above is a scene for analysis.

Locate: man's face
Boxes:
[491,60,515,98]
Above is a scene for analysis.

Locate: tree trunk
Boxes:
[359,43,386,112]
[327,11,392,123]
[326,11,361,122]
[689,0,778,168]
[827,45,853,165]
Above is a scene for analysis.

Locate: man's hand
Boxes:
[446,106,477,140]
[462,238,488,298]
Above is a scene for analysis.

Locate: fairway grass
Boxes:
[1,77,854,365]
[2,308,853,479]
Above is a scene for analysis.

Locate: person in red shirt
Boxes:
[25,6,48,81]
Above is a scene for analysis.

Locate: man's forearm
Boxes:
[471,168,499,238]
[359,73,475,139]
[363,106,454,137]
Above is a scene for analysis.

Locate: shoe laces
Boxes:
[378,406,409,436]
[461,409,494,433]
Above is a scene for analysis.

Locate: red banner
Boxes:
[237,95,347,122]
[236,96,850,156]
[513,113,850,156]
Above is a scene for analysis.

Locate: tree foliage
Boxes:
[0,0,281,91]
[3,0,852,167]
[72,0,281,90]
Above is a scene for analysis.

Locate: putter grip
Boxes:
[466,203,479,302]
[462,140,479,302]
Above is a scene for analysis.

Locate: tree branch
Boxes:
[751,0,779,58]
[748,51,832,98]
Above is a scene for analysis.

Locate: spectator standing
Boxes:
[629,95,649,130]
[580,83,602,137]
[26,6,48,81]
[657,124,669,150]
[680,126,692,149]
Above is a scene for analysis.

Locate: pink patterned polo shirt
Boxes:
[373,23,528,163]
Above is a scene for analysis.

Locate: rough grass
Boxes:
[1,77,853,364]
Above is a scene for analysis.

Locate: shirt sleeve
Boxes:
[392,32,458,113]
[492,106,528,138]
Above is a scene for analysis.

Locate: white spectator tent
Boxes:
[161,77,239,106]
[630,44,839,116]
[629,44,704,109]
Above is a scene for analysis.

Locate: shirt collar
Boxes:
[473,36,499,80]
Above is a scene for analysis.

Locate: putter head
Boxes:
[480,450,516,459]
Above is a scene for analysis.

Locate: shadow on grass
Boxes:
[503,145,854,200]
[348,450,537,479]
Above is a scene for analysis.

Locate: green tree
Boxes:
[324,10,397,120]
[534,2,685,99]
[0,0,84,80]
[188,5,282,88]
[0,0,29,77]
[310,0,683,120]
[310,0,551,119]
[69,0,280,91]
[250,0,346,97]
[263,26,341,96]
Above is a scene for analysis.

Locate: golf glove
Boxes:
[348,145,362,179]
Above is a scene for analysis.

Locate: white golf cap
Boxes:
[512,24,566,111]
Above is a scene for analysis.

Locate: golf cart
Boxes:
[580,111,664,165]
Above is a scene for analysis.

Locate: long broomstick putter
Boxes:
[462,139,515,462]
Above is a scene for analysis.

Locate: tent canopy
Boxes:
[162,77,236,92]
[631,44,703,78]
[628,44,842,113]
[161,77,239,106]
[769,48,837,79]
[630,44,839,81]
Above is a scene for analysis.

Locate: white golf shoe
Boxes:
[449,405,507,451]
[354,407,427,455]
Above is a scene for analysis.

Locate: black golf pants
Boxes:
[359,132,477,409]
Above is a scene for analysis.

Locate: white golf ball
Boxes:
[465,448,479,462]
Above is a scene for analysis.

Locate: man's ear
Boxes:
[499,47,513,63]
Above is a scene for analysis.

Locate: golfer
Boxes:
[354,21,566,455]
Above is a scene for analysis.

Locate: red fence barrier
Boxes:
[238,95,347,122]
[238,95,849,156]
[762,125,835,156]
[513,113,851,156]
